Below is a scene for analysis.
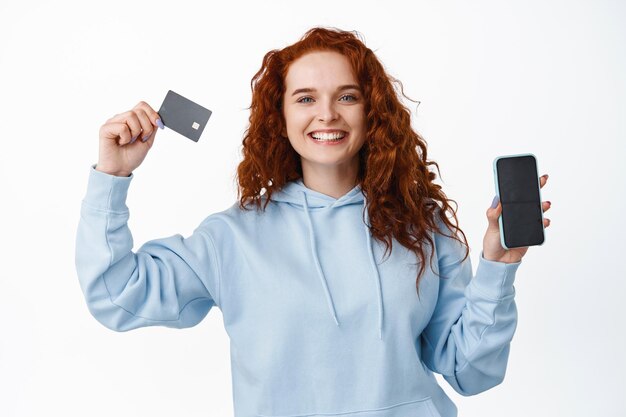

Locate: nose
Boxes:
[317,99,339,123]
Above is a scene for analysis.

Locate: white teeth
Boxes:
[311,132,346,140]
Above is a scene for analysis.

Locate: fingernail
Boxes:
[130,136,137,143]
[543,174,549,180]
[156,118,164,129]
[141,135,150,142]
[490,195,500,209]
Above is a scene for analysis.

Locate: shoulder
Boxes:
[195,198,277,234]
[430,206,469,266]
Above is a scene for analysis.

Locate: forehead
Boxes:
[285,51,357,90]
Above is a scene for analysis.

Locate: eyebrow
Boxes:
[290,84,361,96]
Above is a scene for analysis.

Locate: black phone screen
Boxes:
[495,155,545,248]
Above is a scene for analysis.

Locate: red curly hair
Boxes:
[235,27,469,291]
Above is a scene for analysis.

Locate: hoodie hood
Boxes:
[270,179,385,340]
[271,178,365,208]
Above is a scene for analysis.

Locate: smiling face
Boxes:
[282,50,366,183]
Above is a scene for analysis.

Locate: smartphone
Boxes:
[493,153,545,249]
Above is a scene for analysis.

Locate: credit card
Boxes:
[157,90,212,142]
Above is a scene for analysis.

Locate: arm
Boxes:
[420,220,521,396]
[75,164,221,332]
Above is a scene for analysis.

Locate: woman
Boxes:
[76,27,551,417]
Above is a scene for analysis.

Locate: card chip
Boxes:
[192,122,200,130]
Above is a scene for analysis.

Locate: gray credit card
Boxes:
[157,90,212,142]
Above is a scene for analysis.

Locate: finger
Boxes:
[542,200,552,212]
[111,111,143,142]
[539,174,548,188]
[486,195,502,230]
[133,108,155,141]
[543,217,551,228]
[141,127,157,147]
[134,101,163,129]
[100,122,132,146]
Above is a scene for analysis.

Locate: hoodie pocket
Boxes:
[257,396,443,417]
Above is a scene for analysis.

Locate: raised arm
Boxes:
[420,217,521,396]
[75,165,221,331]
[76,100,221,331]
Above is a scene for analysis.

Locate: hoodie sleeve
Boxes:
[420,218,521,396]
[75,164,220,332]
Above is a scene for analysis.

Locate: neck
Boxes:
[300,161,360,199]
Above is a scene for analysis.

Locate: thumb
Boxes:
[486,195,501,230]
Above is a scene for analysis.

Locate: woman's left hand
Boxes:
[482,174,551,263]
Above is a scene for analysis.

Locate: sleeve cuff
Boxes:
[82,164,134,212]
[471,250,521,300]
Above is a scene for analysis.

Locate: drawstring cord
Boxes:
[300,191,384,339]
[301,191,340,327]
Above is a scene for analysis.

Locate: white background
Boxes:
[1,0,624,416]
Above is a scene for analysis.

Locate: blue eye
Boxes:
[296,94,358,104]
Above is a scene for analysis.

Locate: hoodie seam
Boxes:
[469,281,515,303]
[455,266,511,375]
[438,258,464,272]
[196,229,223,309]
[420,331,444,373]
[104,182,115,269]
[100,179,126,317]
[256,396,434,417]
[422,324,467,378]
[100,256,213,322]
[81,200,129,215]
[99,188,140,320]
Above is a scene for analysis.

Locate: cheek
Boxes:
[284,108,311,133]
[347,108,366,132]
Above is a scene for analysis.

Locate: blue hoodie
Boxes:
[76,164,521,417]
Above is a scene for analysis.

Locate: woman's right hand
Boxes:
[95,101,164,177]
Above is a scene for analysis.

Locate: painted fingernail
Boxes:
[141,135,150,142]
[130,136,137,143]
[490,195,500,208]
[156,118,164,129]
